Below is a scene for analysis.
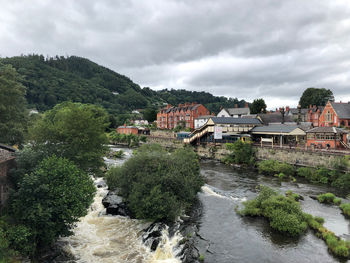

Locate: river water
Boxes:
[197,160,350,263]
[61,148,350,263]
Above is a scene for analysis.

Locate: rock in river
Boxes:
[102,191,131,217]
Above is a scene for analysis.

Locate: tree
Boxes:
[9,156,95,256]
[299,88,334,108]
[143,107,157,122]
[106,144,204,221]
[29,102,109,174]
[0,63,28,145]
[250,98,267,114]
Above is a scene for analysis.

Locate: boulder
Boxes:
[102,191,131,217]
[142,222,166,251]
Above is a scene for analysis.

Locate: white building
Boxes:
[217,107,250,118]
[194,115,213,129]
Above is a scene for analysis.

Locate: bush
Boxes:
[239,186,308,236]
[225,141,255,165]
[106,144,204,221]
[340,203,350,217]
[331,173,350,190]
[297,167,314,179]
[317,193,341,205]
[285,190,303,201]
[9,156,96,255]
[258,160,295,177]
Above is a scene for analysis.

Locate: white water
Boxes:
[60,147,181,263]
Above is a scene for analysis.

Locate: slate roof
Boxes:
[225,108,250,116]
[164,104,201,114]
[289,108,308,115]
[258,112,294,124]
[306,127,348,134]
[210,117,261,125]
[331,102,350,119]
[195,115,214,119]
[251,125,301,133]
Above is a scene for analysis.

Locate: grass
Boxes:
[317,193,342,205]
[340,203,350,217]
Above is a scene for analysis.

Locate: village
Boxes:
[116,100,350,152]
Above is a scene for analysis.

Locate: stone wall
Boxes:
[255,147,350,171]
[144,137,350,170]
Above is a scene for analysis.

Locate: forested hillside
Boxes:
[1,55,247,114]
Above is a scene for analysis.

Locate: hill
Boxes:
[1,55,247,115]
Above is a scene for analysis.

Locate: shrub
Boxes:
[285,190,303,201]
[317,193,340,205]
[257,160,278,175]
[275,162,295,177]
[239,186,308,237]
[297,167,314,179]
[340,203,350,217]
[106,144,204,221]
[331,173,350,190]
[225,141,255,165]
[9,156,96,256]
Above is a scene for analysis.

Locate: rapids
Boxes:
[60,146,181,263]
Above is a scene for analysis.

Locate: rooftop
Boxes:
[306,126,348,134]
[330,102,350,119]
[210,117,261,125]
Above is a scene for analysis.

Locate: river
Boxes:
[60,147,349,263]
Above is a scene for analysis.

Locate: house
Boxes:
[0,144,16,210]
[286,106,308,122]
[257,112,294,125]
[306,105,324,127]
[306,127,349,149]
[319,101,350,128]
[194,115,215,129]
[251,124,306,147]
[157,103,210,130]
[116,125,139,135]
[217,103,250,118]
[184,117,261,144]
[133,119,149,126]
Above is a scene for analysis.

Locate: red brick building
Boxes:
[306,105,324,127]
[157,103,210,129]
[319,101,350,128]
[306,127,348,149]
[116,125,139,135]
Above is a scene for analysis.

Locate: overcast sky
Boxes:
[1,0,350,109]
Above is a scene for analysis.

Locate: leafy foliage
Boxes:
[249,98,267,114]
[0,63,28,145]
[29,102,109,174]
[1,55,249,116]
[224,141,255,165]
[340,203,350,217]
[317,193,341,205]
[299,87,334,108]
[9,156,95,256]
[257,160,295,177]
[239,186,308,236]
[106,144,204,221]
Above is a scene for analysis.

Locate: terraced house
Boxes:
[157,103,210,129]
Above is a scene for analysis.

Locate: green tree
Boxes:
[299,88,334,108]
[9,156,95,256]
[0,63,28,145]
[143,107,157,122]
[29,102,109,173]
[106,145,203,221]
[250,98,267,114]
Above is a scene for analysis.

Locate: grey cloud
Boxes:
[0,0,350,108]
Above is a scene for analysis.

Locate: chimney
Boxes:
[286,106,290,112]
[275,108,278,112]
[234,104,238,108]
[245,102,249,108]
[280,107,285,124]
